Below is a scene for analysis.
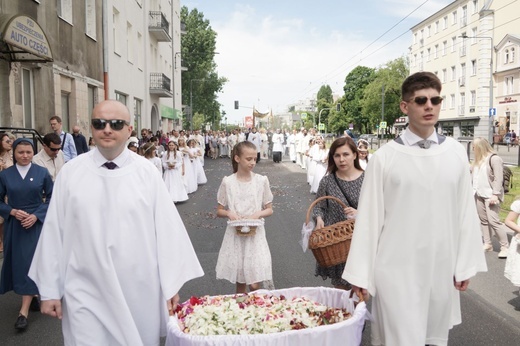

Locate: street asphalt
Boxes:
[0,152,519,345]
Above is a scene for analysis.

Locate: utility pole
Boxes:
[380,85,385,138]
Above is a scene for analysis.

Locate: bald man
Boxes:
[71,126,89,155]
[29,100,203,345]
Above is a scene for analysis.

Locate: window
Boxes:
[113,7,120,55]
[505,76,514,94]
[471,28,478,44]
[427,25,431,37]
[471,60,477,75]
[61,92,70,131]
[452,11,457,25]
[470,90,476,106]
[427,48,431,62]
[451,66,456,81]
[450,94,456,109]
[414,33,417,44]
[115,92,127,105]
[413,54,417,67]
[460,122,475,137]
[134,98,142,132]
[441,96,447,110]
[58,0,73,24]
[442,122,453,136]
[434,44,439,59]
[435,21,439,34]
[88,85,97,118]
[461,63,466,77]
[460,92,466,106]
[461,6,467,26]
[443,41,447,55]
[443,16,448,29]
[473,0,479,14]
[137,32,143,69]
[451,37,457,52]
[512,48,516,62]
[442,69,447,83]
[127,22,133,63]
[22,69,34,129]
[505,49,510,64]
[85,0,96,38]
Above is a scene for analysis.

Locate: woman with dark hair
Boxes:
[0,138,53,330]
[0,133,13,253]
[312,136,364,290]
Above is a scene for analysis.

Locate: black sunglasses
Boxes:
[409,96,443,106]
[48,146,61,152]
[91,119,130,131]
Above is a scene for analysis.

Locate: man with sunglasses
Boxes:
[33,133,64,182]
[29,100,203,345]
[49,116,77,162]
[343,72,487,346]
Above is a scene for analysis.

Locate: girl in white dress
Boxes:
[142,142,162,174]
[357,139,372,170]
[178,138,198,194]
[216,141,274,294]
[310,140,328,194]
[306,138,317,185]
[162,141,188,203]
[187,139,207,185]
[504,198,520,290]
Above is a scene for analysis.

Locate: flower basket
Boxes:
[166,287,367,346]
[227,219,264,237]
[306,196,355,267]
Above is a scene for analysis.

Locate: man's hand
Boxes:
[454,279,470,291]
[41,300,63,319]
[167,294,180,315]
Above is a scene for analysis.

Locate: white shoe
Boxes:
[498,249,508,258]
[483,243,493,252]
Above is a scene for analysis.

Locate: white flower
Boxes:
[176,293,352,335]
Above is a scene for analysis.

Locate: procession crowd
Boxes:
[0,72,519,346]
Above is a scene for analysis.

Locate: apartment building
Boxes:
[409,0,520,141]
[0,0,104,135]
[0,0,184,138]
[107,0,183,134]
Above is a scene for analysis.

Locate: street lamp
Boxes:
[460,34,494,143]
[318,108,331,134]
[190,79,205,131]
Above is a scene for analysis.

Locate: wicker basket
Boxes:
[228,219,264,237]
[235,225,257,237]
[306,196,355,267]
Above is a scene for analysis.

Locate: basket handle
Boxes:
[305,195,348,225]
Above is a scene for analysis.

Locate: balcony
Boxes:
[149,11,171,42]
[149,73,172,97]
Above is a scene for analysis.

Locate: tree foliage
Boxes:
[361,56,409,135]
[316,85,334,130]
[181,7,228,129]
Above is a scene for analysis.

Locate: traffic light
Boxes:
[234,101,239,109]
[336,103,341,112]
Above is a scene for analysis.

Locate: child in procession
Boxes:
[215,141,274,294]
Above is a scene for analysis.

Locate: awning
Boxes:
[437,116,481,122]
[160,105,181,120]
[0,14,53,62]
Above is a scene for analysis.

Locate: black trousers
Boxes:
[273,151,282,163]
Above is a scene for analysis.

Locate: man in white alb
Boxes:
[29,100,204,345]
[343,72,487,346]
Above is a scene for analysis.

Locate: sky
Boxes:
[183,0,455,125]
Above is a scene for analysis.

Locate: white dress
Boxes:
[180,148,198,194]
[215,173,273,284]
[310,149,328,194]
[307,144,318,184]
[148,157,162,174]
[162,151,188,203]
[505,200,520,286]
[189,147,207,185]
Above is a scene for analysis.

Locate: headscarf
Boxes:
[12,138,35,165]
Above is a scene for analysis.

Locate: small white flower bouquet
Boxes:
[227,218,265,236]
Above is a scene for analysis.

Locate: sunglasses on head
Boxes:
[408,96,443,106]
[91,119,130,131]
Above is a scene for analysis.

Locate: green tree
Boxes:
[181,7,228,129]
[362,56,409,135]
[316,85,333,130]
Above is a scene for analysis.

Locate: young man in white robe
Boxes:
[343,72,487,346]
[29,100,204,345]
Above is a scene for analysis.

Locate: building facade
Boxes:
[408,0,520,142]
[0,0,104,136]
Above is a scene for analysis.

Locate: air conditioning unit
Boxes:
[469,106,475,113]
